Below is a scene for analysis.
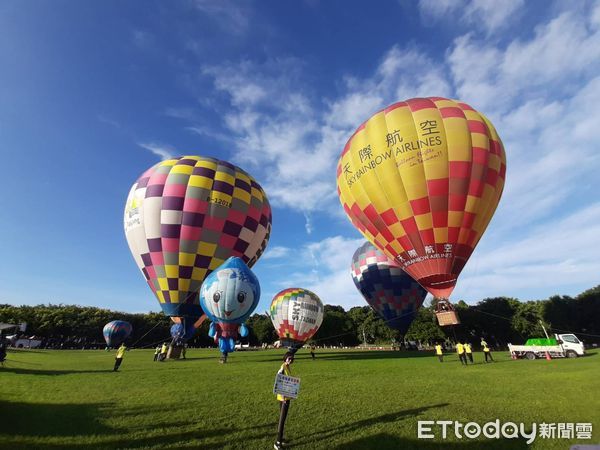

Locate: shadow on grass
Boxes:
[292,403,449,447]
[0,400,278,449]
[0,367,113,375]
[334,432,529,449]
[254,351,436,364]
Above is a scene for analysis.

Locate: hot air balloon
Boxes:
[270,288,324,352]
[170,322,197,341]
[199,257,260,362]
[124,156,271,332]
[351,241,427,334]
[103,320,132,348]
[337,97,506,325]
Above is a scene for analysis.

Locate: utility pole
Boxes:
[539,320,550,339]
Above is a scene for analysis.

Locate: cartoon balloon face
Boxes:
[124,156,271,318]
[103,320,132,348]
[200,257,260,323]
[337,97,506,299]
[351,242,427,334]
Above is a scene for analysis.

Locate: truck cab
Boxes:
[556,333,585,358]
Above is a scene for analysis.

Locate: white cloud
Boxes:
[192,0,250,34]
[418,0,524,34]
[138,142,176,160]
[261,246,291,260]
[454,203,600,301]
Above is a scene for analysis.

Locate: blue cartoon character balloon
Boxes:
[200,257,260,362]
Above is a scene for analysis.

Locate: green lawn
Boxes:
[1,347,598,449]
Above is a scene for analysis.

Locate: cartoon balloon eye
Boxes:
[237,291,246,303]
[213,291,221,303]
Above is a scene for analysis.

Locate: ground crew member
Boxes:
[456,342,467,366]
[113,343,127,371]
[481,339,494,362]
[310,344,316,360]
[274,352,295,450]
[159,342,168,361]
[435,343,443,362]
[464,342,473,363]
[153,345,161,361]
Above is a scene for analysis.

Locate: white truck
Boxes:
[508,333,585,359]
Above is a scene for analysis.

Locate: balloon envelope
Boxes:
[103,320,132,348]
[170,322,197,341]
[351,242,427,334]
[199,257,261,324]
[124,156,271,318]
[337,97,506,299]
[270,288,324,349]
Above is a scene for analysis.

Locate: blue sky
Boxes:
[1,0,599,314]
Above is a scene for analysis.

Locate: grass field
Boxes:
[1,347,598,450]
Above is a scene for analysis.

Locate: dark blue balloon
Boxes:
[351,242,427,334]
[103,320,132,348]
[170,322,197,341]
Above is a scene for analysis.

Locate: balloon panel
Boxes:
[124,156,271,317]
[337,98,506,298]
[199,257,261,324]
[103,320,132,347]
[170,322,197,340]
[351,242,427,334]
[270,288,324,345]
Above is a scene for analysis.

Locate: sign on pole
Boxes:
[273,373,301,399]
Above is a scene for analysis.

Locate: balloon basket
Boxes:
[167,345,183,359]
[434,300,460,326]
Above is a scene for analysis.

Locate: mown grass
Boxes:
[0,347,598,449]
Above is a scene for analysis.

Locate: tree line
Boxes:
[1,285,598,349]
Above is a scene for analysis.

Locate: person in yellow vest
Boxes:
[153,345,161,361]
[309,344,316,360]
[481,339,494,363]
[113,343,127,371]
[464,342,473,364]
[159,342,168,361]
[456,342,467,366]
[274,352,294,450]
[435,343,443,362]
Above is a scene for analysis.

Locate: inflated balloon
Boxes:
[124,156,271,321]
[351,242,427,334]
[199,257,260,354]
[270,288,324,350]
[103,320,132,348]
[170,322,197,341]
[337,97,506,299]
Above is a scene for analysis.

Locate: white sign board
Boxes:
[273,373,301,399]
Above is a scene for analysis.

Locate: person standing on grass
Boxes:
[464,342,473,364]
[481,339,494,363]
[153,345,161,361]
[159,342,168,361]
[274,352,295,450]
[113,343,127,372]
[310,344,316,360]
[435,343,443,362]
[456,342,467,366]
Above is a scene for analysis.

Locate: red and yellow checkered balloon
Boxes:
[337,97,506,299]
[124,156,271,318]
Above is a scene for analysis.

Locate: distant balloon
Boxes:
[124,155,271,325]
[351,242,427,334]
[170,322,197,341]
[270,288,324,351]
[337,97,506,300]
[103,321,132,348]
[199,257,261,354]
